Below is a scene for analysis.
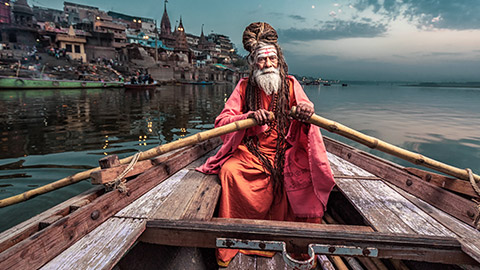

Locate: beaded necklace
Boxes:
[256,87,278,135]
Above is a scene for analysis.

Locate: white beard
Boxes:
[253,67,281,96]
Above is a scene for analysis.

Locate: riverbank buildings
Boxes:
[0,0,245,81]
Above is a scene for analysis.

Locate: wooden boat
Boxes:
[192,81,214,85]
[0,114,479,269]
[124,83,158,90]
[0,76,123,90]
[179,80,214,85]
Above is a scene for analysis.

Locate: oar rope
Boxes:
[0,116,265,208]
[104,151,141,193]
[290,106,480,184]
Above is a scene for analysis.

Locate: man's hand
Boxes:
[295,103,314,122]
[248,109,273,125]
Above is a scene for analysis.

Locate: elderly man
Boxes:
[197,22,335,267]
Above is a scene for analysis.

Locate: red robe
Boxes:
[197,76,335,265]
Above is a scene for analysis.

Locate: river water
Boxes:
[0,83,479,232]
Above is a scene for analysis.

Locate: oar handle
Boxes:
[290,106,480,183]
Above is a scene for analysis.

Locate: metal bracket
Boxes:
[216,238,378,270]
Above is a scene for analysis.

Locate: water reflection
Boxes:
[0,85,232,159]
[0,84,233,232]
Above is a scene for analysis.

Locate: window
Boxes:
[65,44,72,52]
[74,45,81,53]
[8,33,17,42]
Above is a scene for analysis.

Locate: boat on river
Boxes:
[0,76,123,90]
[0,113,479,269]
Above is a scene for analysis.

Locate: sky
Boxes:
[32,0,480,82]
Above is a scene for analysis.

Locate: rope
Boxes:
[467,168,480,229]
[466,168,480,196]
[104,152,141,193]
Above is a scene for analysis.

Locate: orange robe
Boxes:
[216,84,319,266]
[197,76,335,266]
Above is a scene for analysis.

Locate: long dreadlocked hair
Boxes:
[242,22,291,200]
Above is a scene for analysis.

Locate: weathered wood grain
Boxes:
[40,218,145,270]
[334,178,415,234]
[357,179,455,237]
[0,139,219,270]
[38,215,64,230]
[405,167,479,198]
[115,149,218,219]
[386,182,480,264]
[212,218,373,232]
[226,252,256,270]
[143,219,475,264]
[114,169,188,219]
[181,173,221,221]
[90,145,190,185]
[327,152,375,177]
[0,185,104,254]
[39,147,220,270]
[152,169,208,220]
[324,137,478,226]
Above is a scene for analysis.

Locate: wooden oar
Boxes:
[0,117,262,208]
[291,106,480,183]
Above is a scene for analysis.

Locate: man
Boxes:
[197,22,335,267]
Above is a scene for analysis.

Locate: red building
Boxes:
[0,0,11,24]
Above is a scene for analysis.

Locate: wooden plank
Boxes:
[256,252,295,270]
[356,179,455,237]
[226,252,256,270]
[386,182,480,264]
[405,167,479,198]
[90,159,156,185]
[40,218,145,270]
[114,169,188,219]
[212,218,374,233]
[0,139,220,270]
[38,215,64,230]
[324,137,478,226]
[327,152,375,177]
[115,149,218,219]
[152,169,209,220]
[328,147,456,236]
[181,173,221,221]
[0,185,104,254]
[142,219,475,265]
[90,144,196,185]
[334,178,415,234]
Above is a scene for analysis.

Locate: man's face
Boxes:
[255,46,278,70]
[253,45,281,95]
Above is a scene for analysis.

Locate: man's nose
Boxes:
[265,58,273,67]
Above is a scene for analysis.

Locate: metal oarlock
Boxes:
[216,238,378,270]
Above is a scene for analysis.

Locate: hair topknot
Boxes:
[242,22,278,53]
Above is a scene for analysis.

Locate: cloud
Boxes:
[268,12,307,23]
[289,15,306,22]
[278,20,387,42]
[352,0,480,30]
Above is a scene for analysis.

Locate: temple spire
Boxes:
[160,0,171,36]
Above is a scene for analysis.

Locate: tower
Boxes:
[174,16,188,52]
[160,0,171,37]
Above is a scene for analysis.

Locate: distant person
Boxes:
[197,22,335,267]
[130,76,137,84]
